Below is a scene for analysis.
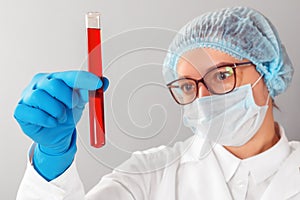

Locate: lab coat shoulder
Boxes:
[118,134,202,177]
[87,135,203,200]
[127,134,197,169]
[262,140,300,200]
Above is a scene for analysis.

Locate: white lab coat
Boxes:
[17,134,300,200]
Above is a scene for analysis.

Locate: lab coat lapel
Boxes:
[262,145,300,200]
[176,149,233,200]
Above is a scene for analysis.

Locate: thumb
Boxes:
[50,71,103,90]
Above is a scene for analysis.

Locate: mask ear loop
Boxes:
[251,75,263,88]
[265,93,270,106]
[252,75,270,106]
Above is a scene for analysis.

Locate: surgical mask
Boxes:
[183,76,269,147]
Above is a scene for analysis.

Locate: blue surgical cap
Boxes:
[163,6,294,98]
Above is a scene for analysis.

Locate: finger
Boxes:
[102,77,109,92]
[14,104,57,128]
[77,77,109,105]
[22,89,67,123]
[21,73,48,97]
[78,89,88,104]
[35,77,79,109]
[50,71,103,90]
[16,120,44,137]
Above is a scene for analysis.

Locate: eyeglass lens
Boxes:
[168,65,235,105]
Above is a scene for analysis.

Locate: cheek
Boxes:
[235,70,244,86]
[252,81,269,106]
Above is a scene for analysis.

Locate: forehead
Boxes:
[176,48,242,77]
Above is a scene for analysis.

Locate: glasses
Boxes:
[167,62,253,105]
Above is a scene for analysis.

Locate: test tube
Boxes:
[86,12,105,148]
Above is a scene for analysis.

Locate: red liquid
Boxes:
[87,28,105,148]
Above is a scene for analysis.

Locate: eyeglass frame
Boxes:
[166,61,253,105]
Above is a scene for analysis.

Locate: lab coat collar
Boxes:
[178,131,300,199]
[178,135,234,199]
[212,124,291,184]
[243,125,291,184]
[213,144,240,182]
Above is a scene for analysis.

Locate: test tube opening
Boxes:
[86,12,101,29]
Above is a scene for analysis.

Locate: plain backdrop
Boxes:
[1,0,299,199]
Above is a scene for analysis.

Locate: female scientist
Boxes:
[14,6,300,200]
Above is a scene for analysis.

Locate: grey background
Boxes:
[1,0,299,199]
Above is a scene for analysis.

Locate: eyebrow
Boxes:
[178,75,194,79]
[211,62,234,68]
[177,61,234,79]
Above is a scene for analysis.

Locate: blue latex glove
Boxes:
[14,71,109,181]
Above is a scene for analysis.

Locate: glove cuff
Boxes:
[33,130,77,181]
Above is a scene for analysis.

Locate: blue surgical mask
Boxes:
[183,76,269,147]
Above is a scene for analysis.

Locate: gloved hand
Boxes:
[14,71,109,181]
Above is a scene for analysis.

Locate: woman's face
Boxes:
[176,48,270,106]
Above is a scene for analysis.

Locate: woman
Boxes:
[15,6,299,200]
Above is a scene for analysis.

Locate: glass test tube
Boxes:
[86,12,105,148]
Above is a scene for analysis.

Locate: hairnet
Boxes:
[163,6,294,98]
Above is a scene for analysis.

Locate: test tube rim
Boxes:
[86,12,101,29]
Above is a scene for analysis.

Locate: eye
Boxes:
[217,72,229,80]
[215,67,234,81]
[180,83,195,94]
